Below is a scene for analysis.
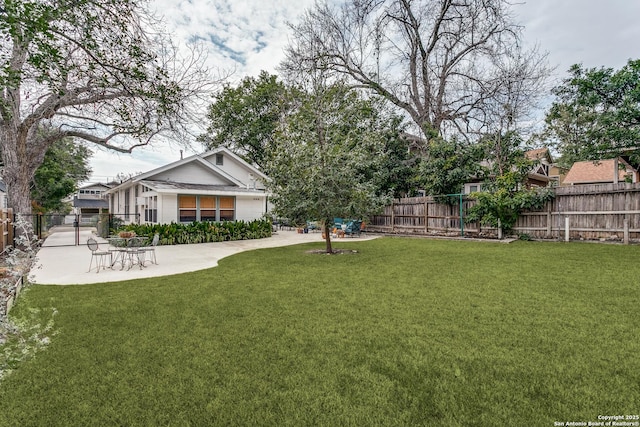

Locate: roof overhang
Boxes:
[141,180,270,197]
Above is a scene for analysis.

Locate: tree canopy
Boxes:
[419,137,486,197]
[545,59,640,165]
[267,83,392,253]
[198,71,292,170]
[31,137,91,213]
[466,132,553,235]
[283,0,549,146]
[0,0,210,214]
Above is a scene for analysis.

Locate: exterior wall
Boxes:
[78,183,111,199]
[235,196,268,221]
[201,152,266,190]
[463,182,482,194]
[113,188,269,224]
[110,187,138,222]
[160,194,178,223]
[150,162,230,185]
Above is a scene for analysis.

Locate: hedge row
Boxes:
[116,219,272,245]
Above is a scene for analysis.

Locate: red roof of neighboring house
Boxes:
[563,159,633,184]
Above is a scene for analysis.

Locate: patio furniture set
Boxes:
[87,233,159,273]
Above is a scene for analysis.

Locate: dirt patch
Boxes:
[305,249,359,255]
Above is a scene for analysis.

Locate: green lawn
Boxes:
[0,238,638,426]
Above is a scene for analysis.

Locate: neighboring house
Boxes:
[105,147,270,225]
[69,183,113,223]
[524,147,555,187]
[563,158,639,185]
[463,147,556,194]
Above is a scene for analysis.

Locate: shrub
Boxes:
[115,219,272,245]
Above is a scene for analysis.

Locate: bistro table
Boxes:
[107,236,148,270]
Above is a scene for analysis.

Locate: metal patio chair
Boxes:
[87,237,112,273]
[139,233,159,266]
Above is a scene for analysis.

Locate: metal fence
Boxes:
[22,213,140,247]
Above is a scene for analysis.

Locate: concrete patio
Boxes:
[32,228,378,285]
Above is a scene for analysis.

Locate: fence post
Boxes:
[424,198,428,233]
[565,216,570,242]
[546,211,552,238]
[624,218,629,245]
[8,208,14,246]
[497,219,502,240]
[390,200,395,233]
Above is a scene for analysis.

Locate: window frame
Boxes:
[177,195,235,223]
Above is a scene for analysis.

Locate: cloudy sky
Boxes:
[86,0,640,184]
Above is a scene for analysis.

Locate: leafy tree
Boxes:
[466,132,553,236]
[0,0,210,215]
[267,83,391,253]
[31,137,91,213]
[466,177,553,237]
[545,60,640,164]
[198,71,292,170]
[283,0,550,146]
[350,108,418,199]
[419,136,486,197]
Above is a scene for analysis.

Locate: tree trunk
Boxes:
[0,123,43,216]
[324,224,333,254]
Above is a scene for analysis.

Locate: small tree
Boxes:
[466,133,554,236]
[267,83,390,253]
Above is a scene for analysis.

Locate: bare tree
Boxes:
[0,0,216,214]
[283,0,550,147]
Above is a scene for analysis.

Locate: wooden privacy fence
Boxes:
[368,183,640,243]
[0,208,14,253]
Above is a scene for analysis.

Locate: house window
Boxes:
[469,185,478,193]
[216,154,223,165]
[200,196,216,221]
[124,189,130,219]
[179,195,197,222]
[178,195,235,222]
[145,196,157,223]
[219,196,235,221]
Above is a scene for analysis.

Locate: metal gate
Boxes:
[28,213,138,247]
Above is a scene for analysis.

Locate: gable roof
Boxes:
[79,182,114,190]
[132,153,241,187]
[200,147,269,181]
[563,159,635,184]
[106,147,266,193]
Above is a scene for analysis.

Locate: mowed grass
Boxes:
[0,237,638,426]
